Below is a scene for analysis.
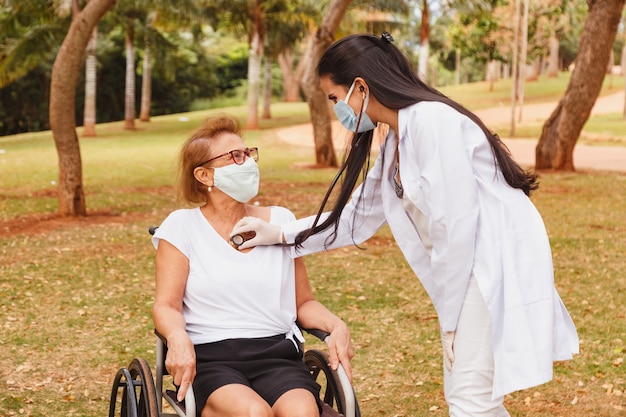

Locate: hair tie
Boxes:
[381,31,394,44]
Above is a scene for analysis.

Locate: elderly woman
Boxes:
[151,114,353,417]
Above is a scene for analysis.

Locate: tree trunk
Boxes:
[536,0,625,171]
[139,43,152,122]
[278,47,306,102]
[418,0,429,81]
[246,0,264,129]
[247,31,262,129]
[455,48,461,85]
[510,0,521,137]
[622,43,626,119]
[262,56,272,119]
[124,28,136,130]
[486,60,497,92]
[300,0,351,167]
[517,0,529,123]
[547,32,559,77]
[140,12,155,123]
[83,27,97,137]
[50,0,115,217]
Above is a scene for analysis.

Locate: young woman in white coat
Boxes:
[231,32,579,416]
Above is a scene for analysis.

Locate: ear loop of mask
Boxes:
[353,88,367,147]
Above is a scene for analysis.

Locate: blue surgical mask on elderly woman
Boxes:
[334,81,377,133]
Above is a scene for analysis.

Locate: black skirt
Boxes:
[192,334,321,416]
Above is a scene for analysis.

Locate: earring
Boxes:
[208,186,212,192]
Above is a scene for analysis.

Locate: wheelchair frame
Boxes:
[109,329,359,417]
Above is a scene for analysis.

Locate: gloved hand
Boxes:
[230,216,282,250]
[441,330,456,371]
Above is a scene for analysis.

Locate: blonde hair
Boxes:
[178,114,242,204]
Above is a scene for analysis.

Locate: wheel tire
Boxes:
[127,358,159,417]
[109,358,159,417]
[305,349,347,415]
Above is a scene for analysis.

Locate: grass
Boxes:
[0,78,625,416]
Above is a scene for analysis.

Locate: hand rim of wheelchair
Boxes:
[155,329,196,417]
[305,349,360,417]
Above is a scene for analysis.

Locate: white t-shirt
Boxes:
[152,206,303,345]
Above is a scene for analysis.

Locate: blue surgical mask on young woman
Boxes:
[212,157,260,203]
[333,81,377,133]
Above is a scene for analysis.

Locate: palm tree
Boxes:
[107,0,198,130]
[262,0,320,115]
[83,27,98,137]
[418,0,430,81]
[139,12,156,122]
[125,27,138,129]
[247,0,265,128]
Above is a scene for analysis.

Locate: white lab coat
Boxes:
[282,101,579,398]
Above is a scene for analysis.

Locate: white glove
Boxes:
[441,330,456,371]
[230,216,282,250]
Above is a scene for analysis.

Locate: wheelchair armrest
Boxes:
[301,327,330,343]
[154,328,167,345]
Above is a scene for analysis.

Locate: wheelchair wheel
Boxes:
[305,349,354,416]
[109,357,159,417]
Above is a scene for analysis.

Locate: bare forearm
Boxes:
[297,300,346,333]
[297,300,354,380]
[152,303,189,343]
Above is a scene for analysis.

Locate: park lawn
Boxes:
[0,94,625,416]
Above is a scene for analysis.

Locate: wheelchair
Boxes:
[108,328,359,417]
[108,228,360,417]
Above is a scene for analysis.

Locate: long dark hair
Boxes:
[295,33,538,247]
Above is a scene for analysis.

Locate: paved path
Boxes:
[277,90,626,173]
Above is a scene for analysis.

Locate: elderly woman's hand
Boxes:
[325,320,355,382]
[164,331,197,402]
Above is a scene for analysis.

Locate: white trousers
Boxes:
[443,276,510,417]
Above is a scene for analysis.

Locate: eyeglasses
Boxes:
[198,147,259,167]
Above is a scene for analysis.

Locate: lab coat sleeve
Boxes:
[281,152,388,257]
[403,104,480,332]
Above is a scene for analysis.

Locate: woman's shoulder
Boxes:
[400,101,465,135]
[404,100,457,118]
[160,207,201,226]
[269,205,296,224]
[243,204,295,224]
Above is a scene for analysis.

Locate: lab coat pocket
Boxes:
[501,229,554,355]
[501,229,553,309]
[502,299,553,359]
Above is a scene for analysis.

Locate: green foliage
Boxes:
[216,44,249,93]
[0,65,52,134]
[0,0,69,87]
[0,0,256,136]
[0,26,250,136]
